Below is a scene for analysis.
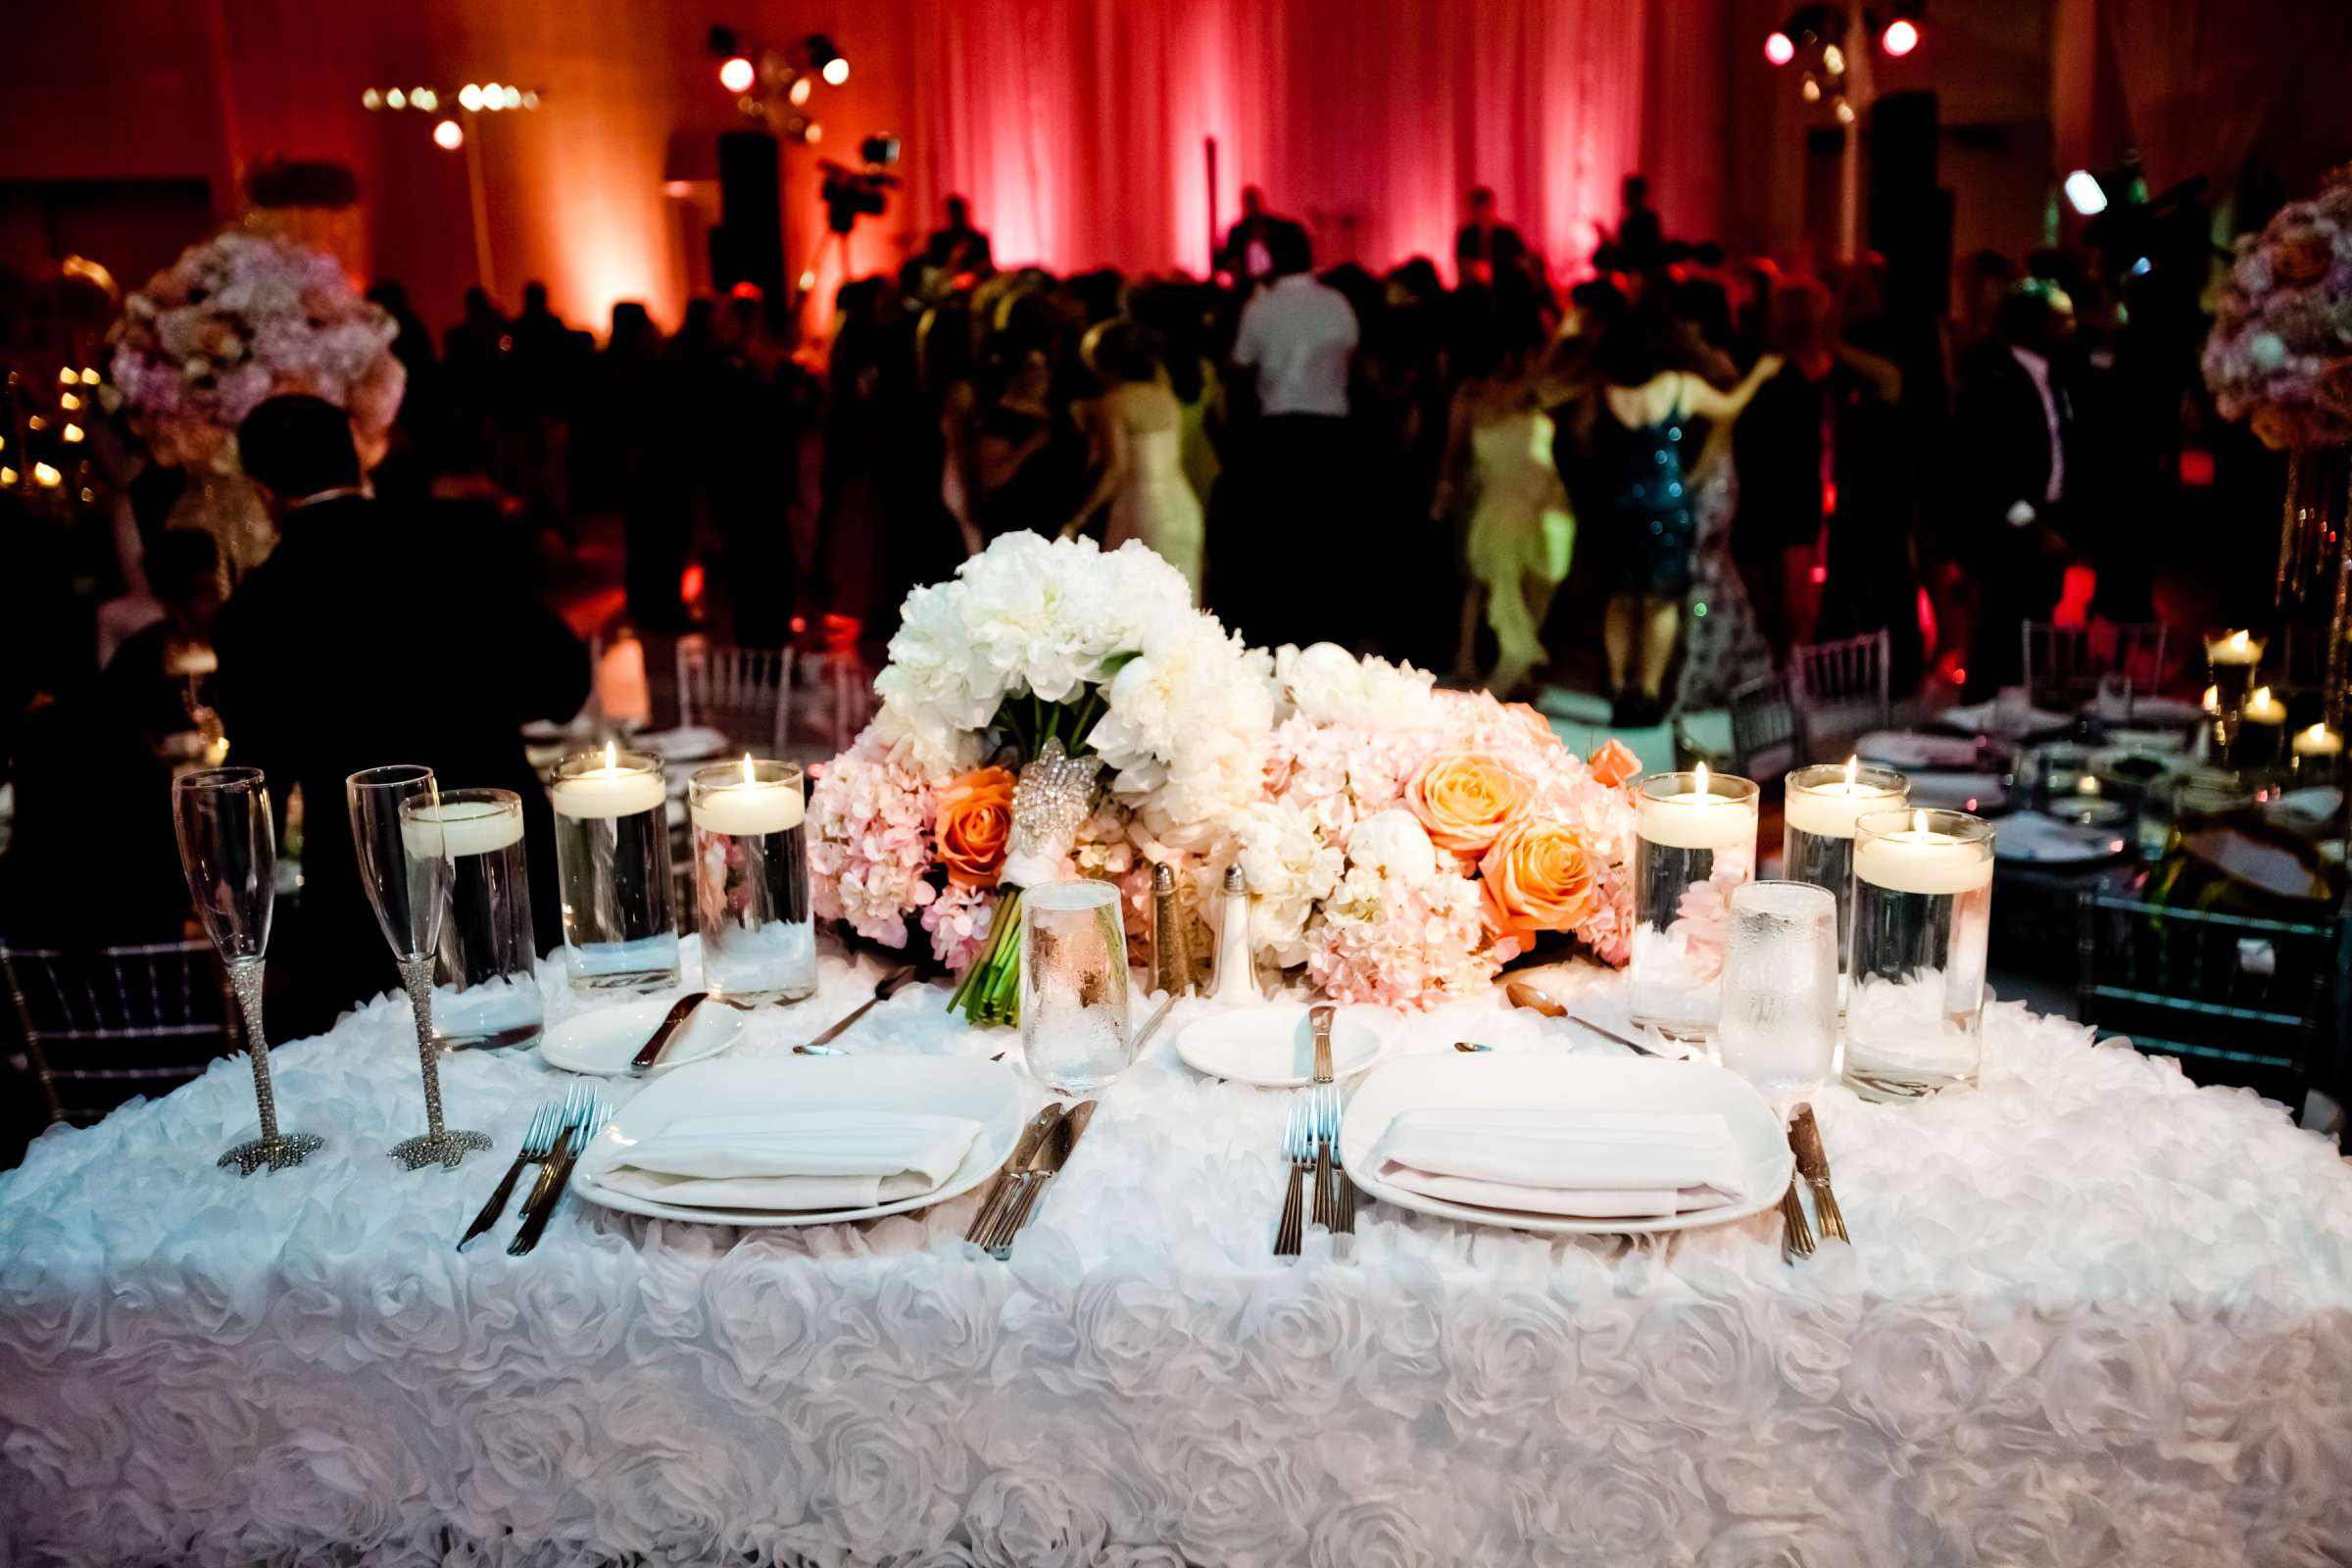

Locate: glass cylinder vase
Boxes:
[689,759,816,1005]
[1783,761,1908,1008]
[1628,768,1759,1038]
[551,746,679,992]
[1843,808,1996,1102]
[401,788,542,1049]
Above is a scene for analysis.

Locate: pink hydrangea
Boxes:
[919,883,998,972]
[1306,865,1497,1009]
[806,738,940,948]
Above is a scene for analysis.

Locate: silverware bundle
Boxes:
[1275,1085,1353,1254]
[1780,1102,1848,1262]
[964,1099,1096,1258]
[456,1087,610,1254]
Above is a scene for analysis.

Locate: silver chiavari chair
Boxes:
[1,940,240,1126]
[676,639,795,757]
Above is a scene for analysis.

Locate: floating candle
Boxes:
[1785,757,1907,839]
[2242,686,2286,726]
[1854,808,1995,896]
[2293,723,2344,759]
[2205,630,2263,665]
[1635,761,1758,850]
[689,755,806,836]
[552,741,664,819]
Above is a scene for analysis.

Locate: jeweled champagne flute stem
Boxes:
[401,956,448,1141]
[229,956,279,1143]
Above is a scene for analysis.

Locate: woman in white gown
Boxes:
[1064,320,1205,601]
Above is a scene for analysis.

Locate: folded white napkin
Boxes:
[1368,1108,1747,1218]
[588,1112,982,1211]
[1857,729,1981,770]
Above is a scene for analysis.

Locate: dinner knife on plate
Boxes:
[630,992,707,1074]
[992,1100,1097,1256]
[962,1103,1066,1244]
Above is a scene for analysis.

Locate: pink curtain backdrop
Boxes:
[894,0,1657,282]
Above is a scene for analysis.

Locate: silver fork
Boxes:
[456,1089,576,1252]
[508,1092,609,1257]
[1320,1086,1354,1236]
[1273,1104,1307,1256]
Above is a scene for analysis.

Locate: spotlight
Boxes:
[2064,170,2107,216]
[823,57,850,86]
[434,118,465,150]
[1833,95,1855,124]
[362,87,383,110]
[788,74,811,106]
[1882,18,1919,55]
[413,87,437,111]
[719,55,756,93]
[1801,74,1822,102]
[459,83,483,111]
[1822,42,1844,74]
[1764,30,1795,66]
[482,81,503,110]
[385,86,407,110]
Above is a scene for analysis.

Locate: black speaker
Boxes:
[713,129,784,306]
[1867,89,1948,323]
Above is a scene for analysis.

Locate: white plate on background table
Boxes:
[1992,809,2127,864]
[1339,1054,1792,1237]
[1176,1003,1389,1087]
[636,725,731,762]
[569,1055,1025,1226]
[1856,730,1981,770]
[541,994,745,1076]
[1904,771,2010,813]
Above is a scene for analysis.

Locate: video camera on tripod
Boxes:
[819,137,903,236]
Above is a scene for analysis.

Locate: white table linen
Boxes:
[5,936,2352,1566]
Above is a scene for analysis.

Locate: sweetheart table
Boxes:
[5,938,2352,1567]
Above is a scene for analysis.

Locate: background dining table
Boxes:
[4,936,2352,1566]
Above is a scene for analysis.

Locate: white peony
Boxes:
[1233,799,1344,965]
[1343,808,1438,882]
[1274,642,1441,731]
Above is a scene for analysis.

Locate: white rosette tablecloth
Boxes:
[5,937,2352,1566]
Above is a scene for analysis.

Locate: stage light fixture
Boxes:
[482,81,504,110]
[362,87,383,110]
[2064,169,2108,216]
[1801,74,1822,102]
[459,83,483,111]
[434,118,465,150]
[1882,17,1919,55]
[719,55,756,93]
[823,57,850,85]
[1822,42,1844,74]
[789,74,812,106]
[386,87,407,110]
[1764,30,1795,66]
[413,87,437,111]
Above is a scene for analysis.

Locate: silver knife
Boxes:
[793,964,920,1055]
[963,1102,1066,1244]
[630,992,707,1074]
[993,1100,1096,1255]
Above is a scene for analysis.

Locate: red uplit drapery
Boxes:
[895,0,1654,283]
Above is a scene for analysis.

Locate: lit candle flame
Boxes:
[2252,686,2274,709]
[2201,685,2220,713]
[1912,808,1929,836]
[1844,755,1859,788]
[2306,723,2332,742]
[2229,630,2249,654]
[742,753,756,785]
[603,739,618,770]
[1693,761,1709,797]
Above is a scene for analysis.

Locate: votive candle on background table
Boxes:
[689,758,815,1004]
[1629,765,1759,1037]
[2204,629,2265,761]
[551,742,679,992]
[2293,721,2344,785]
[1843,808,1995,1102]
[401,787,542,1049]
[1783,758,1908,1007]
[2239,686,2287,769]
[1717,880,1839,1095]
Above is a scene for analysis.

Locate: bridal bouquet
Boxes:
[808,533,1273,1022]
[108,231,405,470]
[2203,164,2352,449]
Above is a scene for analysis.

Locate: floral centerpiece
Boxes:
[108,230,405,472]
[808,534,1641,1019]
[2202,165,2352,450]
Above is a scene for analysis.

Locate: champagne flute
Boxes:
[348,764,491,1169]
[172,766,322,1173]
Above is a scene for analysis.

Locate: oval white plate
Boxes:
[637,725,731,762]
[1176,1003,1388,1088]
[1339,1053,1792,1237]
[540,995,745,1077]
[569,1055,1025,1226]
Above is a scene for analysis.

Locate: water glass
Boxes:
[1717,881,1839,1095]
[1844,808,1996,1102]
[1783,762,1907,1008]
[172,765,321,1174]
[402,788,542,1050]
[551,745,679,991]
[1629,768,1759,1037]
[1019,880,1131,1094]
[689,759,815,1005]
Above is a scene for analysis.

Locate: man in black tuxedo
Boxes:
[212,395,589,1038]
[1954,281,2078,699]
[921,194,995,277]
[1219,186,1310,289]
[1452,186,1527,286]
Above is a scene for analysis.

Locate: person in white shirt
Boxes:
[1220,226,1359,645]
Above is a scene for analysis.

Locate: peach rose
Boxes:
[1478,818,1596,945]
[936,766,1015,888]
[1586,736,1643,790]
[1403,752,1531,860]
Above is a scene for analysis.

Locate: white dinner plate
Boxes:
[1856,729,1981,770]
[636,725,731,762]
[1992,809,2125,863]
[1176,1003,1389,1087]
[569,1055,1025,1226]
[540,994,746,1076]
[1904,771,2010,813]
[1339,1054,1792,1236]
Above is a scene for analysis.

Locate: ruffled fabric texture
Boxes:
[6,941,2352,1566]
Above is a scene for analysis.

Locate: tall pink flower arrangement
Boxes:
[2203,165,2352,450]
